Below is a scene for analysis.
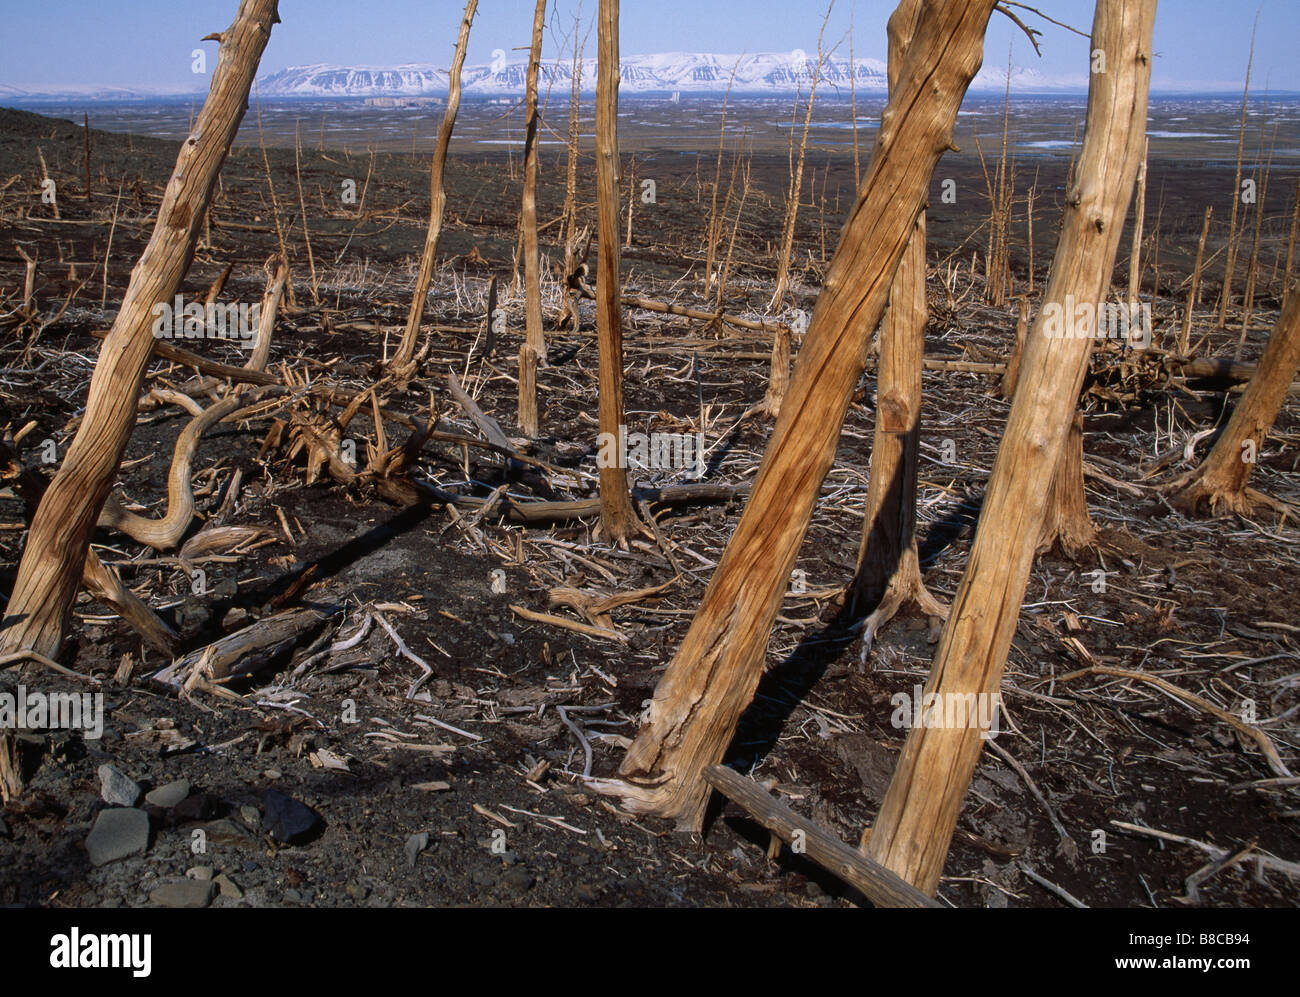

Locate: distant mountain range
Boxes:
[6,52,1270,101]
[255,53,1092,97]
[1,52,1095,101]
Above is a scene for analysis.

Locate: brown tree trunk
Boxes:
[608,0,997,830]
[1036,411,1096,556]
[392,0,477,370]
[864,0,1156,894]
[1169,280,1300,515]
[847,0,947,649]
[999,295,1030,398]
[0,0,281,661]
[594,0,637,543]
[517,0,547,438]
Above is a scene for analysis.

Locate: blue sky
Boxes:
[1,1,1295,92]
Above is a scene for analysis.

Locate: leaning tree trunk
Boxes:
[0,0,281,661]
[594,0,637,543]
[1169,280,1300,516]
[864,0,1156,894]
[847,0,948,650]
[517,0,548,438]
[392,0,477,371]
[608,0,997,830]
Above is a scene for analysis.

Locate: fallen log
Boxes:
[701,765,942,908]
[150,605,341,693]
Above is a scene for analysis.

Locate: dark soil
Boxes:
[0,104,1297,908]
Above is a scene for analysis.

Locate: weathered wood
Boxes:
[150,605,339,692]
[865,0,1157,893]
[0,0,281,660]
[702,765,943,908]
[1170,279,1300,515]
[392,0,477,369]
[848,0,948,645]
[594,0,637,542]
[613,0,997,829]
[517,0,547,438]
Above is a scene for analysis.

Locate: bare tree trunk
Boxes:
[1036,411,1096,556]
[1169,280,1300,516]
[608,0,997,830]
[517,0,547,439]
[864,0,1156,894]
[999,295,1030,398]
[0,0,281,661]
[392,0,477,370]
[594,0,637,544]
[847,0,947,650]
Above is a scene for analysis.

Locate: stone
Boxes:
[144,779,190,808]
[150,879,214,908]
[186,866,213,881]
[405,831,429,868]
[214,873,243,900]
[172,793,221,822]
[239,805,260,828]
[98,764,141,807]
[261,789,322,844]
[85,807,149,866]
[201,819,257,850]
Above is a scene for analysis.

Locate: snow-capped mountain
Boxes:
[257,53,895,98]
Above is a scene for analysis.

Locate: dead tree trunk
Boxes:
[846,0,948,651]
[594,0,637,543]
[392,0,477,371]
[0,0,280,661]
[1169,280,1300,515]
[517,0,547,438]
[1036,411,1096,556]
[609,0,997,829]
[864,0,1156,894]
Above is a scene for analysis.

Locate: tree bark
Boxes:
[594,0,637,543]
[1036,410,1097,556]
[611,0,997,830]
[392,0,477,370]
[864,0,1156,894]
[1169,279,1300,515]
[847,0,948,649]
[517,0,547,439]
[0,0,281,660]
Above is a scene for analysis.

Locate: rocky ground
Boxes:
[0,105,1297,908]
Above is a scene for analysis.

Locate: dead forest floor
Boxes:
[0,106,1298,908]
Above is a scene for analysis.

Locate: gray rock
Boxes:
[144,779,190,808]
[150,879,214,908]
[239,805,260,828]
[86,807,149,866]
[186,866,213,881]
[98,764,141,807]
[405,831,429,868]
[214,873,243,900]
